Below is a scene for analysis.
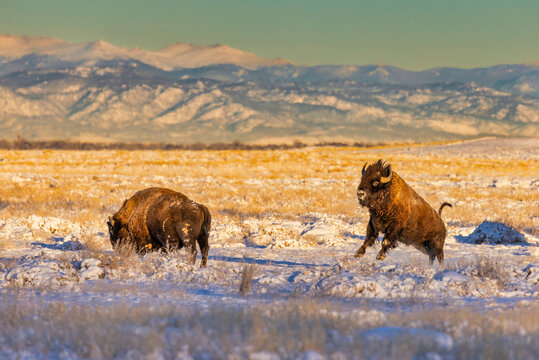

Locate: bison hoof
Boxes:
[354,249,366,258]
[376,252,386,261]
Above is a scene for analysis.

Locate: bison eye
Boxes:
[372,181,379,187]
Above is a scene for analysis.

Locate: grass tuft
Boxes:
[239,264,256,296]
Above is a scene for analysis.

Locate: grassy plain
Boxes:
[0,140,537,359]
[0,143,536,239]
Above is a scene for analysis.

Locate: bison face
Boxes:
[357,160,393,207]
[107,216,127,248]
[107,217,118,246]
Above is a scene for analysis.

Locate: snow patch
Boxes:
[433,270,469,283]
[4,255,78,287]
[80,258,105,280]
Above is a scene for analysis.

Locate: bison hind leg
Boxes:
[197,233,209,268]
[424,240,444,268]
[176,223,197,265]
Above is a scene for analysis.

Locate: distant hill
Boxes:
[0,35,537,144]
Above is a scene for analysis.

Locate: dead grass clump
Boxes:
[0,258,17,273]
[449,255,511,288]
[112,240,138,258]
[79,231,109,252]
[239,264,256,296]
[470,256,511,286]
[84,241,139,274]
[300,234,323,247]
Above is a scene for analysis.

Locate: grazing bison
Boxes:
[107,187,211,267]
[355,160,451,265]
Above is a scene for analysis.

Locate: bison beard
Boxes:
[355,160,451,265]
[107,187,211,267]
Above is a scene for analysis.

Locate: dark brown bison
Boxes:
[355,160,451,265]
[107,187,211,267]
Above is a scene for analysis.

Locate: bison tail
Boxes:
[438,202,452,216]
[200,205,212,240]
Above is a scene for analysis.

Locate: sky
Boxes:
[1,0,538,70]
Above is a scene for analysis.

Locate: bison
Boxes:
[355,160,451,265]
[107,187,211,267]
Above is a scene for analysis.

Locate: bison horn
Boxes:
[362,162,369,175]
[380,164,393,184]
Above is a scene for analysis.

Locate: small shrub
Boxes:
[239,264,256,296]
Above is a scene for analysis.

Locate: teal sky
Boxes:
[1,0,538,70]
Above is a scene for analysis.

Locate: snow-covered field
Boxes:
[0,138,537,359]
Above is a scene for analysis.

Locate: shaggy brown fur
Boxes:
[355,160,451,265]
[107,187,211,267]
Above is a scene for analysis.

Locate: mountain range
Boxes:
[0,35,537,144]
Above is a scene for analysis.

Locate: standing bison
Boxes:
[107,187,211,267]
[355,160,451,265]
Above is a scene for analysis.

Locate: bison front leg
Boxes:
[422,239,445,268]
[376,239,391,261]
[355,218,378,258]
[376,228,400,261]
[423,240,437,265]
[376,232,399,261]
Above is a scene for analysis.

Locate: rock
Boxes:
[459,221,525,245]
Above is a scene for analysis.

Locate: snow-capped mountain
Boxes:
[0,35,291,70]
[0,35,537,143]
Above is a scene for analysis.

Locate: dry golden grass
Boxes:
[0,144,536,246]
[0,296,536,359]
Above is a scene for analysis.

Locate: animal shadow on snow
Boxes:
[341,231,364,241]
[208,255,330,268]
[455,221,529,246]
[31,236,84,251]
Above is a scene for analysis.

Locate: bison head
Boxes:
[357,159,393,207]
[107,216,118,246]
[107,216,129,248]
